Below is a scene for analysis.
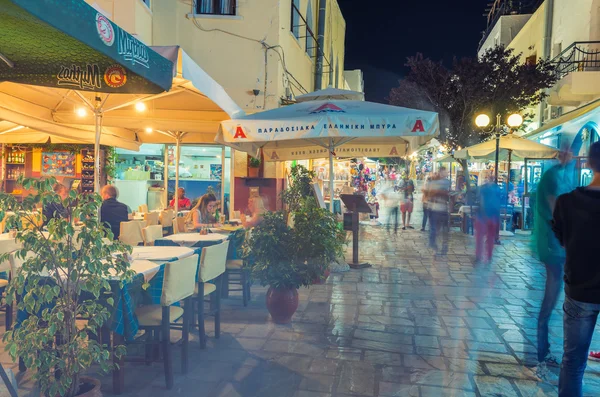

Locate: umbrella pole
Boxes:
[328,138,335,213]
[94,101,102,194]
[175,133,181,231]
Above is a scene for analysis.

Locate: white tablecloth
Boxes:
[108,259,162,282]
[131,246,194,262]
[162,233,228,247]
[0,233,21,256]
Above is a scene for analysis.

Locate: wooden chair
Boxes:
[119,221,144,246]
[174,217,187,234]
[144,211,159,227]
[21,213,42,230]
[160,210,174,235]
[134,254,198,389]
[142,225,163,246]
[195,241,229,349]
[138,204,149,214]
[224,229,251,306]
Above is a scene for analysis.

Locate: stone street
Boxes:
[5,204,600,396]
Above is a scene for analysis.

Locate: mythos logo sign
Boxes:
[310,103,345,114]
[57,64,102,90]
[96,13,115,46]
[117,29,150,68]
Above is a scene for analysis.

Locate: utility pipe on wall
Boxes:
[314,0,327,90]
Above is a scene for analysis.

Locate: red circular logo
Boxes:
[96,14,115,46]
[104,65,127,88]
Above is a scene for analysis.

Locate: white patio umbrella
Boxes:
[217,100,439,210]
[295,87,364,102]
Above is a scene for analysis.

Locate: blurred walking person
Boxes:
[398,172,415,230]
[429,167,450,255]
[379,181,399,234]
[553,142,600,396]
[421,174,433,231]
[475,176,501,264]
[533,147,574,383]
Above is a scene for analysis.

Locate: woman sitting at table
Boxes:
[241,195,266,228]
[187,193,222,230]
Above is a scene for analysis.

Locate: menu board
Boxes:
[42,152,75,177]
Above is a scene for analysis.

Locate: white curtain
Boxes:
[198,0,214,13]
[221,0,234,14]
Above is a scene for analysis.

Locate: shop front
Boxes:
[113,144,231,214]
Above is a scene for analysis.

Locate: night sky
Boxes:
[337,0,489,103]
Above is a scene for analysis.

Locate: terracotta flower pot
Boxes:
[266,286,298,324]
[248,167,259,178]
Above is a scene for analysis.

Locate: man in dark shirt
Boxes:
[552,142,600,396]
[100,185,129,240]
[42,183,69,227]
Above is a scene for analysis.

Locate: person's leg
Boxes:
[485,218,497,261]
[429,211,438,250]
[406,203,413,228]
[401,208,407,229]
[386,206,392,233]
[537,261,563,363]
[393,207,399,234]
[421,206,428,231]
[475,217,484,262]
[440,213,449,255]
[559,296,600,397]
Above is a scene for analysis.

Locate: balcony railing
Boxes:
[478,0,543,51]
[551,41,600,80]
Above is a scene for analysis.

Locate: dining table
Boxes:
[130,246,194,262]
[155,232,228,248]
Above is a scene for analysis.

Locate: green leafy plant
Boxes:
[248,157,261,168]
[0,177,134,397]
[242,211,312,289]
[280,165,316,213]
[103,146,117,180]
[292,197,346,280]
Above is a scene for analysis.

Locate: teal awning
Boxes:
[0,0,173,94]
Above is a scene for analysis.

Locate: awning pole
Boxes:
[94,97,102,194]
[174,133,181,230]
[163,144,169,209]
[328,138,335,213]
[221,146,226,220]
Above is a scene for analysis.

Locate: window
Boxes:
[291,0,301,39]
[525,54,537,66]
[305,1,314,57]
[141,0,150,6]
[196,0,236,16]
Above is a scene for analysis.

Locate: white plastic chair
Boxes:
[119,221,144,246]
[142,225,163,246]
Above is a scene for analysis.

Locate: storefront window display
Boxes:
[113,144,231,214]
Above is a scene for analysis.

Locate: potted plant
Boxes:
[292,198,346,284]
[242,211,313,323]
[280,165,316,214]
[0,177,134,397]
[248,157,261,178]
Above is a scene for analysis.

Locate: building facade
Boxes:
[478,0,600,160]
[86,0,350,212]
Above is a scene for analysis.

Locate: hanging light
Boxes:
[75,107,87,117]
[135,102,147,112]
[145,127,153,133]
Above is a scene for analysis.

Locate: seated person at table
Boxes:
[187,193,221,230]
[42,183,69,227]
[169,187,192,210]
[241,195,266,228]
[100,185,129,240]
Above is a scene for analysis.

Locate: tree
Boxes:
[389,45,557,193]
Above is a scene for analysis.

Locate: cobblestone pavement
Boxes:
[5,202,600,396]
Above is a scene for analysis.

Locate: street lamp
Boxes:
[474,113,523,183]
